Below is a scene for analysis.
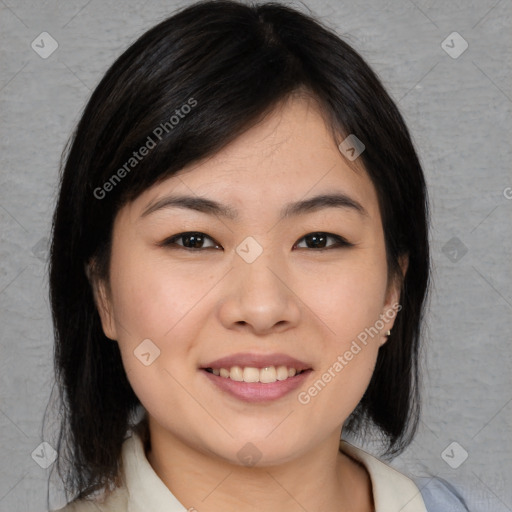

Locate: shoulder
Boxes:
[340,441,470,512]
[415,476,470,512]
[340,441,427,511]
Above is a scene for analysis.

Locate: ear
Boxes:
[379,254,409,345]
[85,260,118,341]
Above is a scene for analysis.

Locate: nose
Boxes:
[217,246,301,335]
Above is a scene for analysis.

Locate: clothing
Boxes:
[414,476,470,512]
[51,432,456,512]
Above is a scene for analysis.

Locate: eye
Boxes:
[159,231,353,251]
[159,232,221,250]
[294,232,354,250]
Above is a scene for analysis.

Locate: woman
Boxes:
[46,1,468,510]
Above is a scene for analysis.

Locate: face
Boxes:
[92,94,406,466]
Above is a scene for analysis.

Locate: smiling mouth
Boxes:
[203,366,311,384]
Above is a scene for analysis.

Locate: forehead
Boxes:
[124,95,380,224]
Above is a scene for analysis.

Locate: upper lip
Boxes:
[201,352,312,371]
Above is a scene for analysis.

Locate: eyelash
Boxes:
[158,231,354,251]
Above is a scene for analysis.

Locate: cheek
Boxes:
[107,249,214,394]
[295,254,387,416]
[304,255,389,340]
[110,248,217,340]
[110,263,206,429]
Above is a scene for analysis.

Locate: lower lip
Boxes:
[201,369,312,403]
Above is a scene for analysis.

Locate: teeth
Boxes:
[206,365,304,383]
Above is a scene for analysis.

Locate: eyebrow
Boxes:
[140,192,368,221]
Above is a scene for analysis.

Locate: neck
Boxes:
[144,418,373,512]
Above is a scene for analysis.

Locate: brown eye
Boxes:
[160,232,221,250]
[294,232,353,250]
[159,231,353,251]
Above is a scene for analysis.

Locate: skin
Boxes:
[92,93,407,512]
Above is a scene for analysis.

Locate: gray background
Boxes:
[0,0,511,511]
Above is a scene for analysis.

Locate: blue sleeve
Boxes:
[414,477,470,512]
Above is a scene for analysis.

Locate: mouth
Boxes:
[200,367,313,403]
[200,352,312,382]
[199,353,313,403]
[202,365,311,383]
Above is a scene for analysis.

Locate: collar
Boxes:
[113,432,427,512]
[339,440,428,511]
